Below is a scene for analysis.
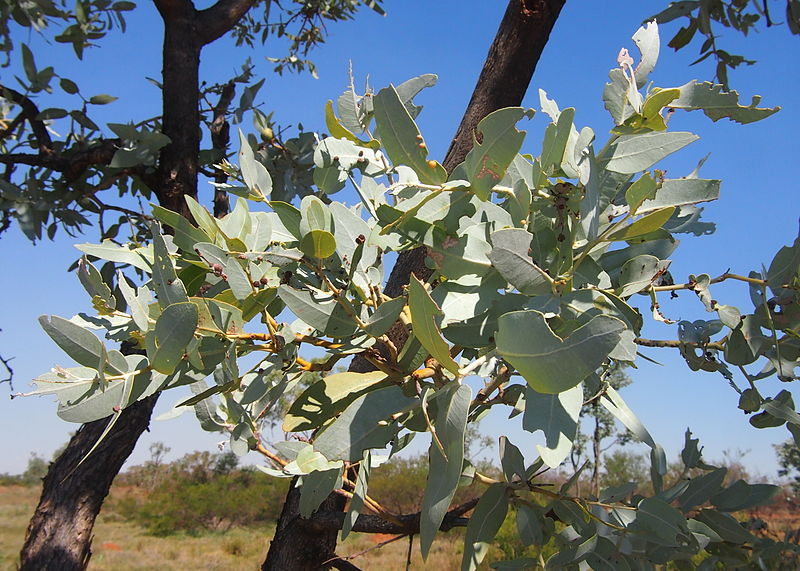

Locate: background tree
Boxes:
[777,439,800,495]
[570,362,633,496]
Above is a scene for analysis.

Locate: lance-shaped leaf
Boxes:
[268,201,302,240]
[669,80,780,124]
[767,235,800,292]
[539,107,575,176]
[695,509,754,544]
[77,258,113,308]
[57,376,133,423]
[278,284,359,338]
[151,205,210,253]
[342,450,371,539]
[679,467,727,512]
[39,315,123,374]
[496,310,625,394]
[489,228,554,295]
[283,371,388,432]
[408,276,460,376]
[238,129,272,197]
[118,272,151,331]
[461,482,509,571]
[373,85,446,185]
[629,497,687,547]
[606,207,675,241]
[312,385,416,462]
[223,257,253,300]
[420,383,471,558]
[522,385,582,468]
[625,173,658,215]
[184,196,219,242]
[499,436,527,483]
[516,504,545,547]
[633,21,660,88]
[365,297,406,337]
[147,302,198,374]
[711,479,780,512]
[324,100,370,146]
[603,386,668,490]
[604,131,698,174]
[637,178,720,214]
[151,223,189,308]
[464,107,534,200]
[75,240,152,271]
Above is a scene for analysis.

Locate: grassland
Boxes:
[0,485,465,570]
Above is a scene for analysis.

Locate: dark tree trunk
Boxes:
[18,395,158,571]
[262,2,565,569]
[156,0,202,219]
[261,479,349,570]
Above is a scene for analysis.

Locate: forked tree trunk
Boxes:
[18,395,158,571]
[262,1,565,568]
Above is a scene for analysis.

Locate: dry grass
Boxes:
[0,485,464,570]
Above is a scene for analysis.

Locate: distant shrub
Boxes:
[113,450,290,536]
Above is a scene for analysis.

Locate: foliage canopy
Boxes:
[14,17,800,567]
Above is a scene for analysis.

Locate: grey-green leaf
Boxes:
[238,129,272,197]
[464,107,534,200]
[312,385,416,462]
[420,383,471,558]
[496,310,625,394]
[605,132,698,174]
[39,315,121,374]
[148,302,198,374]
[461,482,509,571]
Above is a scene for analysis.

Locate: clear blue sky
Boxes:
[1,1,798,478]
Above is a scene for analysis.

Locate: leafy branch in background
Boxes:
[0,0,383,242]
[650,0,800,88]
[19,21,800,568]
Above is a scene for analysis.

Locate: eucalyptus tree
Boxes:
[19,17,800,571]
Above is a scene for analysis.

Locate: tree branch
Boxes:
[153,0,194,20]
[306,497,479,535]
[210,80,236,217]
[0,84,53,152]
[197,0,258,45]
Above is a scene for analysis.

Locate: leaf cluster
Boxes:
[19,22,800,569]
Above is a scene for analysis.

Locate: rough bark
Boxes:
[18,0,251,567]
[261,479,349,570]
[155,0,202,219]
[18,395,158,571]
[262,2,565,569]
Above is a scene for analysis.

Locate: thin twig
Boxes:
[324,534,407,568]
